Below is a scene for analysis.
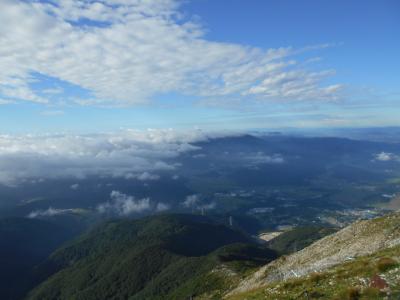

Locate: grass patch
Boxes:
[361,287,383,299]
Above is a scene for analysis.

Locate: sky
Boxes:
[0,0,399,133]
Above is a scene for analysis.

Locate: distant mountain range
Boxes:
[0,131,400,299]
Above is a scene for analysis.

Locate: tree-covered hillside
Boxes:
[0,218,77,299]
[267,226,337,255]
[28,214,277,300]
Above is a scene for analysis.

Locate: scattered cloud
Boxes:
[97,190,169,216]
[246,70,343,102]
[28,207,77,218]
[375,152,399,162]
[155,202,170,212]
[70,183,79,190]
[182,194,216,211]
[198,202,216,211]
[97,191,151,216]
[182,194,200,208]
[0,0,341,106]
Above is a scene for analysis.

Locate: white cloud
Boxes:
[0,0,341,106]
[97,190,151,215]
[376,152,392,161]
[182,194,199,208]
[125,172,160,181]
[70,183,79,190]
[246,70,343,101]
[155,202,170,212]
[0,129,288,185]
[0,129,209,185]
[198,202,216,211]
[97,190,169,216]
[375,152,399,162]
[182,194,215,211]
[28,207,77,218]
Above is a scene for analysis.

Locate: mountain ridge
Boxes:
[27,214,277,300]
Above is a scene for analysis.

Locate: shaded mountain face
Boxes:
[0,218,78,300]
[27,214,277,300]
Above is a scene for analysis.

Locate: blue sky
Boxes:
[0,0,399,133]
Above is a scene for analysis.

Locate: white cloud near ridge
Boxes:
[182,194,215,211]
[97,190,169,216]
[97,191,151,215]
[182,194,200,208]
[0,0,342,106]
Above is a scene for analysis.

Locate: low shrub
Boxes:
[345,287,361,300]
[376,257,397,272]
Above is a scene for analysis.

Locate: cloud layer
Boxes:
[0,0,341,106]
[0,129,209,185]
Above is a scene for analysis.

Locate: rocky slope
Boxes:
[228,244,400,299]
[228,212,400,296]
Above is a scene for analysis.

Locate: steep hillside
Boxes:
[228,244,400,299]
[267,226,338,255]
[0,218,77,299]
[229,212,400,297]
[27,214,277,300]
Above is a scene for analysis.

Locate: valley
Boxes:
[0,132,400,299]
